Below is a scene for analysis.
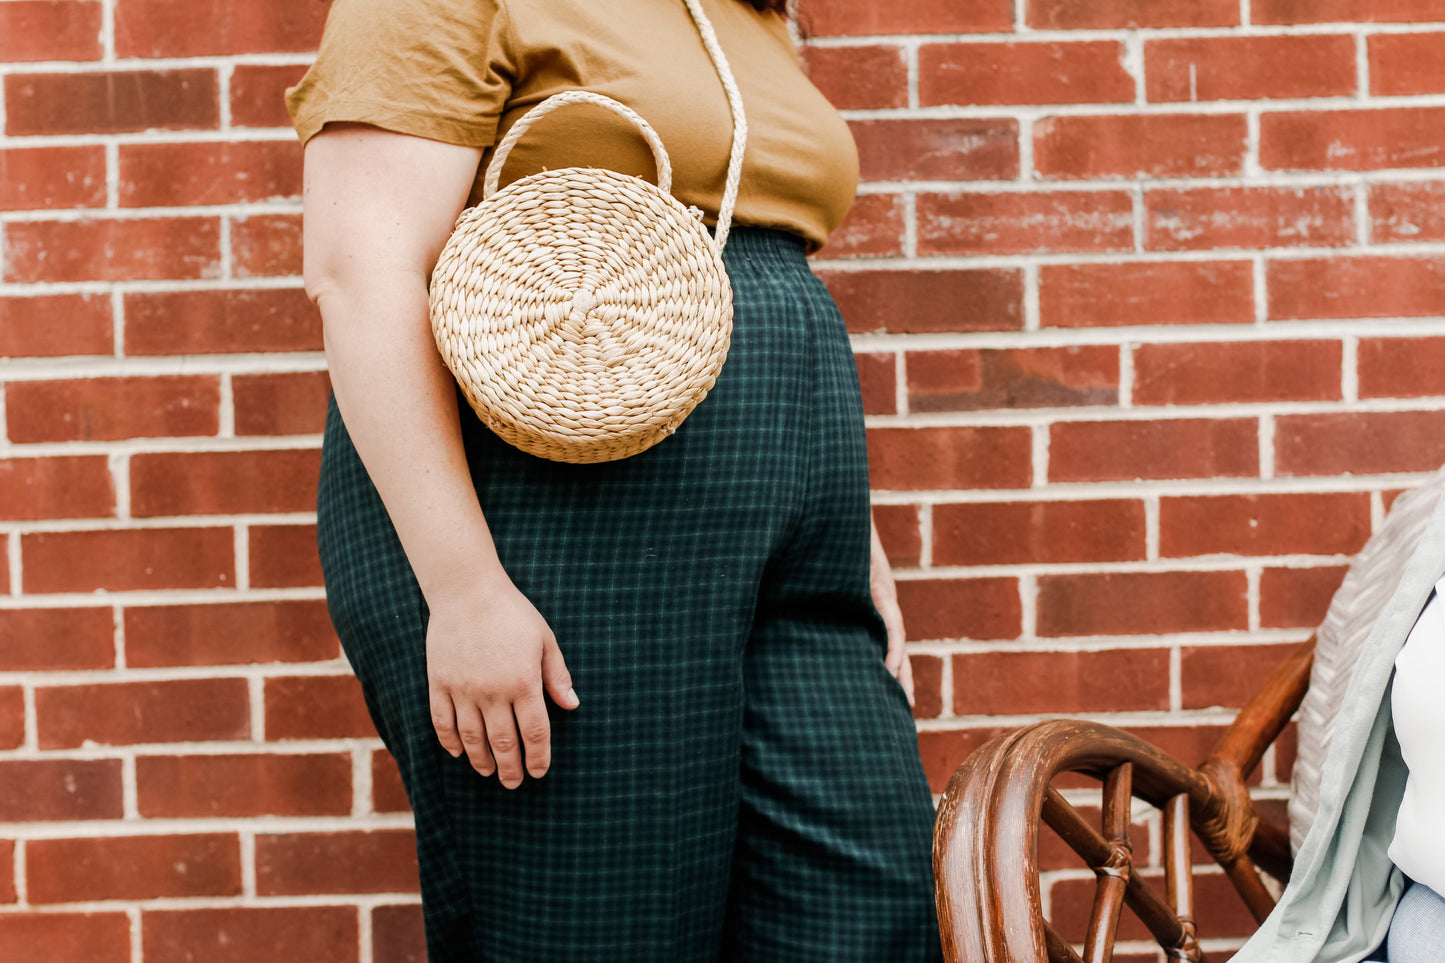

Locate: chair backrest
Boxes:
[1289,467,1445,853]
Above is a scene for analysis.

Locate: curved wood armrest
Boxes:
[935,640,1314,963]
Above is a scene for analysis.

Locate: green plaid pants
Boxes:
[317,228,943,962]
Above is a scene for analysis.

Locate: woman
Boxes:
[287,0,944,958]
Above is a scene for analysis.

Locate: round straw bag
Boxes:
[429,0,747,464]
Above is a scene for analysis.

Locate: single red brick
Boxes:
[0,608,114,670]
[1040,570,1249,636]
[822,269,1024,334]
[232,213,304,277]
[0,146,106,211]
[851,118,1019,182]
[373,904,425,963]
[22,528,234,594]
[250,524,323,589]
[37,679,250,748]
[264,675,377,741]
[0,2,103,61]
[231,64,309,128]
[3,217,220,283]
[0,457,114,520]
[124,600,339,667]
[0,552,8,596]
[1276,411,1445,476]
[820,194,905,259]
[1369,33,1445,96]
[867,426,1032,490]
[853,352,896,416]
[234,370,331,436]
[909,654,944,720]
[28,834,241,903]
[917,727,1012,793]
[143,907,359,963]
[0,840,14,903]
[0,687,22,749]
[1030,0,1238,28]
[894,577,1022,642]
[115,0,327,56]
[917,190,1134,256]
[1359,337,1445,398]
[921,41,1132,107]
[124,288,320,354]
[1040,261,1255,327]
[137,753,352,818]
[372,750,412,814]
[934,500,1146,566]
[0,914,130,963]
[1181,643,1305,709]
[1269,256,1445,320]
[6,376,219,443]
[1050,418,1258,482]
[1035,114,1247,180]
[1133,340,1343,405]
[0,294,112,357]
[0,760,123,821]
[953,648,1171,715]
[1146,185,1355,251]
[1261,565,1348,629]
[1255,0,1445,23]
[801,45,907,110]
[799,0,1012,35]
[1160,493,1371,558]
[1145,35,1356,102]
[872,503,921,567]
[119,141,302,208]
[256,830,419,895]
[130,448,320,517]
[4,69,218,136]
[1371,181,1445,243]
[907,346,1119,413]
[1262,108,1445,172]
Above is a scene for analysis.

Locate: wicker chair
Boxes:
[933,469,1445,963]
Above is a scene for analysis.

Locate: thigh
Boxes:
[721,279,942,962]
[1389,882,1445,963]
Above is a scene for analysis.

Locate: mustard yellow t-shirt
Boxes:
[286,0,859,251]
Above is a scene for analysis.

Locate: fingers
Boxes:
[454,702,496,777]
[541,636,580,710]
[899,648,916,709]
[514,693,553,779]
[879,592,906,676]
[429,689,464,758]
[480,703,525,789]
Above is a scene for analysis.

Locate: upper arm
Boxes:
[301,124,484,301]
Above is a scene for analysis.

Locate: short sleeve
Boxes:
[286,0,513,148]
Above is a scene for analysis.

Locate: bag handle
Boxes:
[483,91,674,199]
[480,0,748,251]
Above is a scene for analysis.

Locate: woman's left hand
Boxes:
[870,516,914,708]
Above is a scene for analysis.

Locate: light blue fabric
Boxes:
[1230,488,1445,963]
[1388,883,1445,963]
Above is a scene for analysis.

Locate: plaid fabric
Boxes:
[316,227,942,962]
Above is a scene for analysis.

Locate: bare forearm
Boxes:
[318,278,506,598]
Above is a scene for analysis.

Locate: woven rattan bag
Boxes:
[429,0,747,464]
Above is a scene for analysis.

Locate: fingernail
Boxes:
[566,687,579,706]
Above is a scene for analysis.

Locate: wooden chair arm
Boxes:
[934,636,1316,963]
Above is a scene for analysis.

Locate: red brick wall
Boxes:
[3,0,1443,957]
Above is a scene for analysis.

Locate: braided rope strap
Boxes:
[429,0,747,464]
